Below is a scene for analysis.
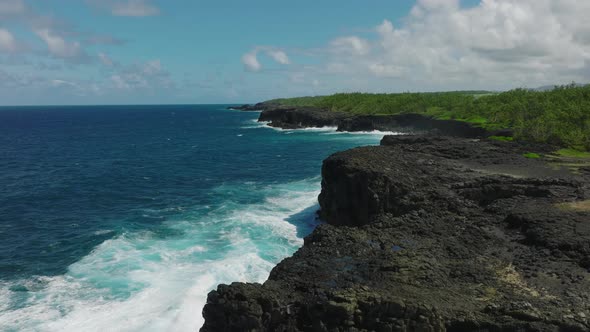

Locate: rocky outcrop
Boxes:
[256,106,499,137]
[337,114,491,138]
[228,102,279,111]
[258,107,349,129]
[202,135,590,332]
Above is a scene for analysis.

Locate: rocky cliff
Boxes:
[228,103,279,111]
[254,105,501,137]
[201,135,590,332]
[258,107,349,129]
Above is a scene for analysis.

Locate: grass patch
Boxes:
[556,149,590,158]
[495,263,540,297]
[489,136,514,142]
[523,153,541,159]
[557,200,590,212]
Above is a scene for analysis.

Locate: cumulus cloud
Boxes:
[245,0,590,91]
[33,28,84,58]
[267,50,290,65]
[330,36,370,56]
[365,0,590,86]
[109,0,159,16]
[0,28,17,52]
[241,50,261,72]
[241,47,290,72]
[0,1,182,104]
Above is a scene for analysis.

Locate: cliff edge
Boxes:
[201,135,589,332]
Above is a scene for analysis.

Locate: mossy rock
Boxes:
[523,153,541,159]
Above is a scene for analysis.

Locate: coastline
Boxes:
[232,102,507,138]
[201,104,590,331]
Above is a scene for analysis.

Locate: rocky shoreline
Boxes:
[201,105,590,331]
[250,103,506,138]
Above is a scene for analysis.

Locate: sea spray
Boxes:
[0,179,321,332]
[0,105,387,331]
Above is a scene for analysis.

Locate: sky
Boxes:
[0,0,589,105]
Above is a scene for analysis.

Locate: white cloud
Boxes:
[0,28,17,52]
[109,59,173,90]
[0,0,26,15]
[245,0,590,92]
[267,49,290,65]
[366,0,590,86]
[51,79,79,88]
[241,51,261,72]
[111,0,160,17]
[241,47,290,71]
[330,36,370,56]
[110,74,130,89]
[415,0,459,11]
[368,63,404,78]
[33,28,83,58]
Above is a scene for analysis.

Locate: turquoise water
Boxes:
[0,105,388,331]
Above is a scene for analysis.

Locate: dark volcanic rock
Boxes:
[257,106,495,138]
[201,136,590,332]
[258,107,349,129]
[228,102,278,111]
[338,114,489,138]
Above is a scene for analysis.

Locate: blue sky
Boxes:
[0,0,588,105]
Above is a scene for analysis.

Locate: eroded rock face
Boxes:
[228,103,278,111]
[201,136,590,332]
[256,106,494,137]
[337,114,490,138]
[258,107,349,129]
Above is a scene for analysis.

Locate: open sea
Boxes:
[0,105,387,331]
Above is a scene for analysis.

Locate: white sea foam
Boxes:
[93,229,115,236]
[240,119,270,129]
[0,119,391,332]
[267,125,339,133]
[322,130,405,136]
[0,179,321,332]
[242,119,404,137]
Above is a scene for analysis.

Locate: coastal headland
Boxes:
[203,93,590,331]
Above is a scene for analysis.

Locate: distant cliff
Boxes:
[254,105,500,138]
[230,85,590,151]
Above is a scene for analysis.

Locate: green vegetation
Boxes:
[268,84,590,150]
[556,148,590,158]
[489,136,514,142]
[523,153,541,159]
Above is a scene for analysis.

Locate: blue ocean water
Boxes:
[0,105,388,331]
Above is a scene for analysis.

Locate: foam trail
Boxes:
[241,119,270,129]
[242,119,404,137]
[0,179,321,332]
[267,125,339,133]
[322,130,405,136]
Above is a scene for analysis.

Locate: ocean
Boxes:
[0,105,386,331]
